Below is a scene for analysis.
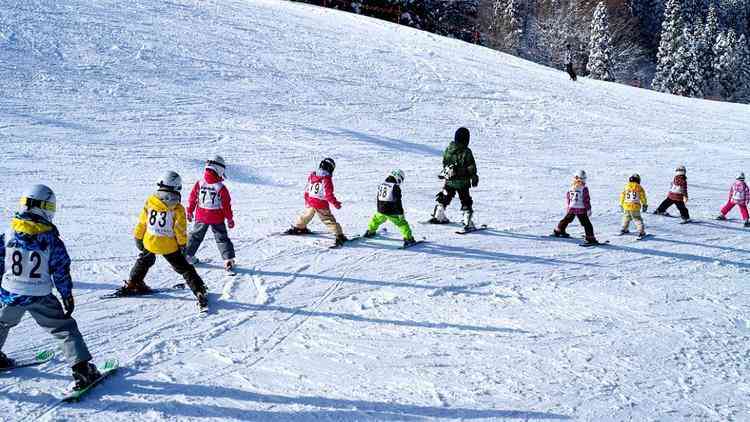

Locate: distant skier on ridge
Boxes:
[428,127,479,231]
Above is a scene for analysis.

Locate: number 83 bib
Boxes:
[146,209,175,237]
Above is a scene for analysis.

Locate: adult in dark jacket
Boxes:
[429,127,478,229]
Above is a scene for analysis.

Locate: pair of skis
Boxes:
[420,219,489,235]
[2,350,118,403]
[282,231,426,250]
[99,283,209,315]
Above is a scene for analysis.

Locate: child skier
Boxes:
[654,165,690,223]
[285,158,348,247]
[364,169,417,247]
[428,127,479,230]
[553,170,600,245]
[116,171,208,310]
[619,174,648,238]
[0,184,101,389]
[184,155,236,271]
[717,172,750,226]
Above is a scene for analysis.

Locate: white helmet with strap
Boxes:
[574,169,587,181]
[206,155,226,178]
[19,184,56,222]
[390,169,405,184]
[157,171,182,192]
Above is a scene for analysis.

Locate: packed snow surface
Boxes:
[1,0,749,420]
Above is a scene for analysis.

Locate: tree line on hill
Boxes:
[293,0,750,103]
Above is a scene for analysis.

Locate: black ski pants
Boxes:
[656,197,690,219]
[129,250,206,296]
[436,186,473,211]
[557,212,594,239]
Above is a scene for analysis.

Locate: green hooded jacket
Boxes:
[442,141,477,190]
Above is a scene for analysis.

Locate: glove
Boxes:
[642,204,648,212]
[62,296,75,318]
[471,175,479,188]
[587,209,592,217]
[135,238,145,252]
[333,201,342,209]
[187,212,193,222]
[179,246,187,256]
[683,196,688,204]
[227,219,235,229]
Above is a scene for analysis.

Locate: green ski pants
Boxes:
[368,212,413,239]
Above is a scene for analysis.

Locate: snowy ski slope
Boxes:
[1,0,750,420]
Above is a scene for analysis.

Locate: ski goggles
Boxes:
[20,197,56,212]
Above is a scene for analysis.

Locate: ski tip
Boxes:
[35,350,55,361]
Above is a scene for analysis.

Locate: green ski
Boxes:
[61,358,119,403]
[0,350,55,371]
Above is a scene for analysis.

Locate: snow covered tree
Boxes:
[737,34,750,100]
[670,27,705,97]
[489,0,525,53]
[587,2,615,80]
[713,29,748,100]
[697,4,720,92]
[652,0,685,92]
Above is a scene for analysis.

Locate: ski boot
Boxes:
[72,361,101,391]
[363,230,377,238]
[619,229,630,235]
[334,234,348,247]
[745,220,750,228]
[196,291,209,309]
[582,236,600,246]
[224,259,235,272]
[185,255,199,265]
[0,351,13,369]
[427,204,450,224]
[284,226,312,235]
[680,218,692,224]
[637,231,647,240]
[552,229,570,238]
[462,210,475,231]
[114,279,153,297]
[716,214,727,221]
[403,237,417,248]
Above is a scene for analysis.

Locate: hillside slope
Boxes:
[1,0,749,421]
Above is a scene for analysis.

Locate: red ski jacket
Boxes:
[667,175,688,202]
[187,169,234,225]
[304,170,341,210]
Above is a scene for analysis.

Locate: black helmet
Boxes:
[629,173,641,184]
[319,157,336,173]
[454,127,470,147]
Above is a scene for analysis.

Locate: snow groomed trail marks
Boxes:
[2,0,750,420]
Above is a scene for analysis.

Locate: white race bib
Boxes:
[624,190,640,204]
[669,183,684,195]
[377,182,396,202]
[569,187,585,208]
[146,209,175,237]
[199,182,223,210]
[306,181,326,200]
[3,244,52,286]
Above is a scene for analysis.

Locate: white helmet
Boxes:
[389,169,405,184]
[19,184,56,222]
[675,165,686,176]
[157,171,182,192]
[738,172,745,181]
[574,169,587,181]
[206,155,226,178]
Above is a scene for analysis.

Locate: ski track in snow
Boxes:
[1,0,750,421]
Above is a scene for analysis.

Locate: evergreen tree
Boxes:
[713,30,741,99]
[671,27,705,97]
[652,0,685,91]
[699,4,720,92]
[587,2,615,80]
[737,34,750,100]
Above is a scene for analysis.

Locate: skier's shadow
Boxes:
[90,375,571,421]
[210,298,526,335]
